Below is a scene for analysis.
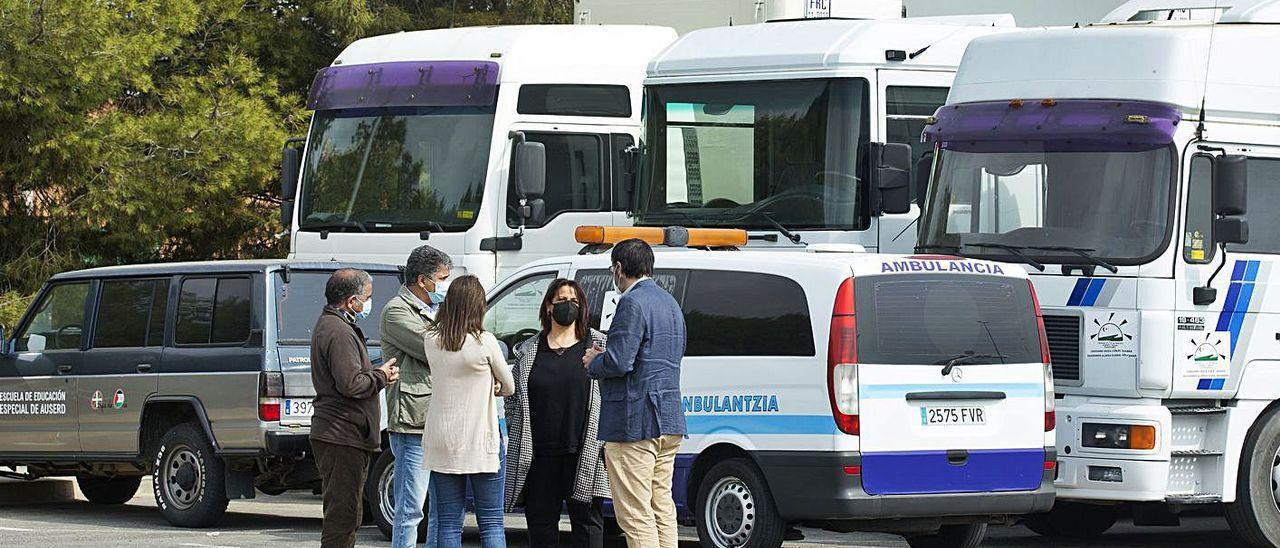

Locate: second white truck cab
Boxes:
[281,25,677,287]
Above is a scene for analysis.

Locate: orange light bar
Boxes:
[575,225,748,248]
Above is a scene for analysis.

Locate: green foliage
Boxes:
[0,0,571,322]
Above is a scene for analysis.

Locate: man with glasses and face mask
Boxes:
[311,268,401,548]
[382,245,451,548]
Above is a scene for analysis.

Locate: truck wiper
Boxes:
[753,211,805,245]
[300,220,368,233]
[642,210,704,229]
[1028,246,1119,274]
[915,243,962,253]
[365,220,446,232]
[962,243,1046,272]
[936,353,1009,377]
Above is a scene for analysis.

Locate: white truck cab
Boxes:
[484,226,1055,548]
[629,13,1019,256]
[281,25,677,287]
[916,0,1280,543]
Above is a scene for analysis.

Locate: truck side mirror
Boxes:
[617,145,641,211]
[514,141,547,201]
[0,325,9,357]
[1213,154,1247,216]
[913,150,935,209]
[1215,217,1249,245]
[869,142,912,215]
[280,139,304,229]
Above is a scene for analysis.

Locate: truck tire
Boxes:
[1021,512,1059,536]
[1023,502,1116,538]
[366,450,430,542]
[905,524,987,548]
[694,458,786,548]
[1226,406,1280,547]
[152,423,229,528]
[77,474,142,505]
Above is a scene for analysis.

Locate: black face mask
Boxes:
[551,301,579,327]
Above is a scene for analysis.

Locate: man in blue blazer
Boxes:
[583,238,686,548]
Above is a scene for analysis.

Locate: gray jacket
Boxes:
[380,285,435,434]
[504,330,611,511]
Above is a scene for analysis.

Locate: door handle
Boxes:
[136,363,153,373]
[905,391,1007,401]
[56,364,73,375]
[947,450,969,466]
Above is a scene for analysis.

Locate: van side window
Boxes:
[15,282,90,352]
[484,273,555,351]
[94,279,169,348]
[1227,157,1280,254]
[1183,155,1215,263]
[886,86,949,199]
[507,133,605,228]
[574,269,688,331]
[682,271,814,357]
[176,277,252,345]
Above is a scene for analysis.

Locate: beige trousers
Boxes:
[604,434,683,548]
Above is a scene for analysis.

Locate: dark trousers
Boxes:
[524,453,603,548]
[314,439,372,548]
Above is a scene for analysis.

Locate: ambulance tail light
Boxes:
[828,278,859,435]
[259,372,283,422]
[1028,280,1055,431]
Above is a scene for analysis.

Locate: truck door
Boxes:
[854,272,1048,495]
[0,281,89,453]
[875,70,952,254]
[1175,147,1280,397]
[77,278,167,453]
[493,127,619,281]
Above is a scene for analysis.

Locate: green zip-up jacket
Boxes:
[380,285,435,434]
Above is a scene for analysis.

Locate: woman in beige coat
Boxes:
[420,275,514,548]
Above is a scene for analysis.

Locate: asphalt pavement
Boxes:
[0,482,1254,547]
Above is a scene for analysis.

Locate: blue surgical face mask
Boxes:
[427,279,449,304]
[354,296,373,320]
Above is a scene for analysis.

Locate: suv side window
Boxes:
[507,133,605,228]
[574,269,688,331]
[16,282,90,352]
[176,277,252,345]
[94,279,170,348]
[682,270,814,357]
[485,273,556,351]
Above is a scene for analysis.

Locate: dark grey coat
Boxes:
[503,329,611,512]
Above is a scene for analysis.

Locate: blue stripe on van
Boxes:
[1066,278,1090,306]
[684,415,837,435]
[1081,278,1106,306]
[861,448,1045,495]
[859,382,1043,399]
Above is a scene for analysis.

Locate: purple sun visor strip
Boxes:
[922,99,1181,153]
[306,61,500,110]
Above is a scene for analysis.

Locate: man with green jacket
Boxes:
[382,245,451,548]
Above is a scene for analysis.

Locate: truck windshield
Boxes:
[918,146,1175,265]
[635,78,869,230]
[297,106,496,233]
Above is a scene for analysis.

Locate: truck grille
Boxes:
[1044,314,1082,382]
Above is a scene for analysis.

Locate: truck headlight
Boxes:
[1082,423,1156,450]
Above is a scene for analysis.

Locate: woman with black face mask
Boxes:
[502,279,610,548]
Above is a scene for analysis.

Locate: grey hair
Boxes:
[405,245,452,285]
[325,268,372,306]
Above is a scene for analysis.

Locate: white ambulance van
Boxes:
[483,226,1056,548]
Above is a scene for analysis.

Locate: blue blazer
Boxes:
[588,279,687,442]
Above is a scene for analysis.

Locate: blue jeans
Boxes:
[431,470,506,548]
[390,432,437,548]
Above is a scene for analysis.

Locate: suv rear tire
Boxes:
[1226,406,1280,547]
[905,524,987,548]
[152,423,229,528]
[694,458,787,548]
[77,474,142,505]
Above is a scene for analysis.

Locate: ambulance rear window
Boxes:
[854,274,1040,365]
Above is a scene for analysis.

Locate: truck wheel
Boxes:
[152,423,229,528]
[77,475,142,505]
[694,458,786,548]
[1226,406,1280,547]
[366,450,431,542]
[905,524,987,548]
